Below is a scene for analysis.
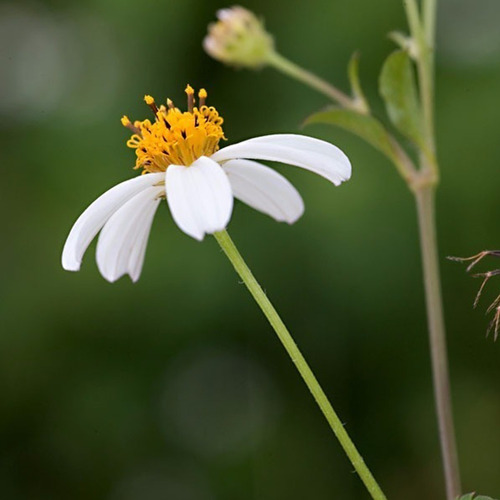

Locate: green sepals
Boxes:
[347,52,369,113]
[457,494,498,500]
[379,50,423,147]
[304,107,397,162]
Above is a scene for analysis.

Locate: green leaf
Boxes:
[304,107,396,161]
[347,52,367,106]
[379,49,423,146]
[458,494,498,500]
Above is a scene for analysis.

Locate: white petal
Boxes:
[222,159,304,224]
[211,134,351,186]
[165,156,233,240]
[62,173,164,271]
[127,190,163,282]
[96,186,163,282]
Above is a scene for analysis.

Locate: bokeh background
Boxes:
[1,0,499,498]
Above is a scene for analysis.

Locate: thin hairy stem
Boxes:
[214,229,387,500]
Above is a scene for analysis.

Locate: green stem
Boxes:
[403,0,421,44]
[214,229,387,500]
[405,3,461,499]
[423,0,437,56]
[266,51,363,111]
[414,187,461,500]
[421,0,436,149]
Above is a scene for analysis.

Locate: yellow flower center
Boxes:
[121,85,226,172]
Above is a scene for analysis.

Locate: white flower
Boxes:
[62,88,351,282]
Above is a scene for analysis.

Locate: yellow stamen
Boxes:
[123,86,226,172]
[144,94,159,115]
[198,88,207,107]
[121,115,141,135]
[185,84,195,113]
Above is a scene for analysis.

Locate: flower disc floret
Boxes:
[123,86,226,172]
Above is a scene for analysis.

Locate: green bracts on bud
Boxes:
[203,6,275,69]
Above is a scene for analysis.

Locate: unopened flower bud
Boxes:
[203,6,275,69]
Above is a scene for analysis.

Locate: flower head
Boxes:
[62,86,351,282]
[203,6,274,68]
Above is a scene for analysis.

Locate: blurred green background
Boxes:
[1,0,499,498]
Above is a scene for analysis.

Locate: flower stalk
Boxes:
[214,229,387,500]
